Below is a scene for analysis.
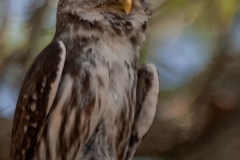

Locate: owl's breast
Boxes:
[38,36,139,160]
[77,36,139,159]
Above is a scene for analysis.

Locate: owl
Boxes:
[10,0,159,159]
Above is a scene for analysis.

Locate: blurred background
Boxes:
[1,0,240,159]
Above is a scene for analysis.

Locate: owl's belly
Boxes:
[81,68,137,160]
[81,100,136,160]
[32,46,137,160]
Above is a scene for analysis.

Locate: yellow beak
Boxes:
[120,0,132,15]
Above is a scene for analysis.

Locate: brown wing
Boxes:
[125,63,160,160]
[10,41,66,160]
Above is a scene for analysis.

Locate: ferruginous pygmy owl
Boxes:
[10,0,160,159]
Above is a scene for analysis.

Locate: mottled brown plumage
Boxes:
[11,0,159,160]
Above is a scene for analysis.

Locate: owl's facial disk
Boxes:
[108,0,132,15]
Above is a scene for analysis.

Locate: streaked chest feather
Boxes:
[34,36,138,160]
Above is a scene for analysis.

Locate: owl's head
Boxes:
[58,0,151,17]
[56,0,151,39]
